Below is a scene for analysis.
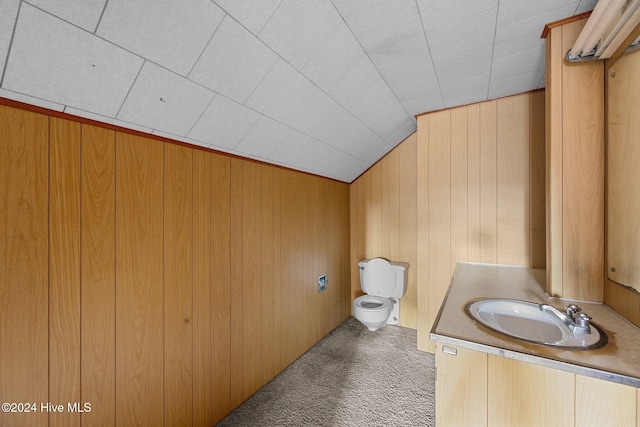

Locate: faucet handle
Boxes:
[574,312,591,328]
[565,304,582,317]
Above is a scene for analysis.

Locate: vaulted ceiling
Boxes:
[0,0,596,182]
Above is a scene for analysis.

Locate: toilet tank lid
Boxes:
[358,258,409,270]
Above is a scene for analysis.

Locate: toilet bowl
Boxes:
[353,295,392,331]
[353,258,408,331]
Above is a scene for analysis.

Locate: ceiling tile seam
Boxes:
[185,11,226,79]
[485,6,501,99]
[188,3,393,147]
[355,11,420,41]
[0,0,24,88]
[114,59,147,119]
[238,54,280,105]
[328,0,416,135]
[184,92,217,137]
[92,0,111,34]
[171,87,373,164]
[250,0,285,37]
[413,0,446,112]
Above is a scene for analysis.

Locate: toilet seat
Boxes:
[353,295,391,312]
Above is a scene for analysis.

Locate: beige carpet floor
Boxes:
[217,316,436,427]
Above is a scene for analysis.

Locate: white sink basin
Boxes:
[465,298,607,349]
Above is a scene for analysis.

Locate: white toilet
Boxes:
[353,258,409,331]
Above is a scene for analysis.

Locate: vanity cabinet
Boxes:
[436,344,638,427]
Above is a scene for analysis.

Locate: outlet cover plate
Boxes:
[317,275,327,292]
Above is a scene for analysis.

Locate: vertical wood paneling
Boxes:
[352,92,546,353]
[545,18,604,301]
[193,149,213,426]
[49,117,81,427]
[428,110,451,345]
[0,101,352,427]
[290,172,306,358]
[272,168,284,375]
[211,153,231,422]
[229,158,244,409]
[261,165,275,384]
[398,134,418,328]
[561,20,604,302]
[242,161,262,399]
[546,25,564,296]
[164,143,193,426]
[416,115,430,350]
[80,124,116,427]
[480,100,498,263]
[0,106,49,427]
[450,107,469,269]
[115,133,164,426]
[497,96,529,266]
[529,91,546,269]
[467,104,481,262]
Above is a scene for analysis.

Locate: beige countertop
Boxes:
[430,262,640,388]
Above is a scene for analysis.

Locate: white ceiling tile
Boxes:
[427,9,497,81]
[360,15,429,69]
[214,0,283,35]
[328,56,382,108]
[488,70,544,99]
[0,0,19,79]
[377,51,436,87]
[27,0,106,32]
[417,0,497,33]
[442,91,487,109]
[190,16,278,103]
[65,106,154,133]
[331,0,418,38]
[440,72,489,100]
[257,0,342,69]
[281,85,334,134]
[151,130,211,150]
[3,3,143,117]
[402,97,444,116]
[377,113,416,143]
[235,116,293,159]
[575,0,597,13]
[117,62,214,136]
[301,23,366,93]
[295,142,369,182]
[97,0,224,76]
[491,46,545,81]
[387,119,418,147]
[392,75,440,102]
[188,95,261,149]
[497,1,578,27]
[0,87,65,112]
[493,5,577,59]
[245,59,314,122]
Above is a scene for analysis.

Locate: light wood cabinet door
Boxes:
[488,355,574,427]
[576,375,636,427]
[436,344,488,427]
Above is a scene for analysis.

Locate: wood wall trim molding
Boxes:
[541,10,592,39]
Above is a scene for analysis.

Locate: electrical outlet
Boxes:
[317,275,327,292]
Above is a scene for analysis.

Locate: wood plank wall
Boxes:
[350,92,546,352]
[0,103,351,427]
[604,49,640,328]
[545,17,605,302]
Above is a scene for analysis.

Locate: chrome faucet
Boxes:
[539,303,592,334]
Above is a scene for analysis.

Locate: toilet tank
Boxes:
[358,258,409,298]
